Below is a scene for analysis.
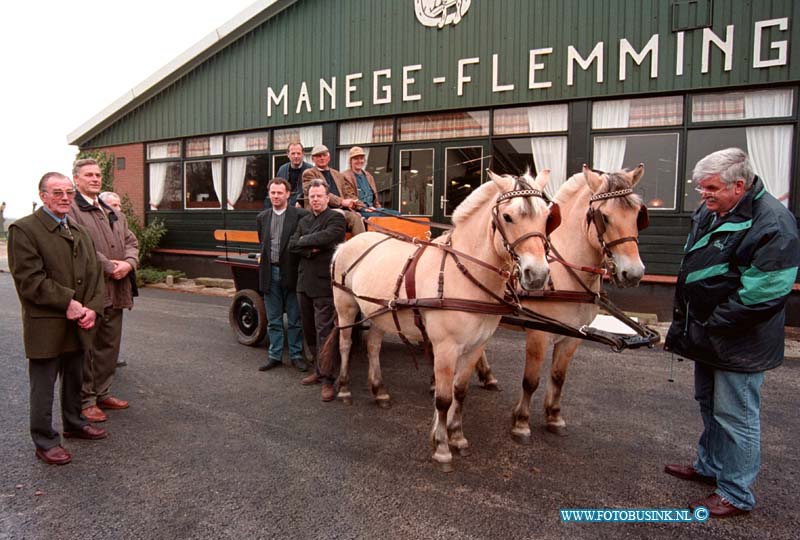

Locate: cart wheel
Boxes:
[229,289,267,346]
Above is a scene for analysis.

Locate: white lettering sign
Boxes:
[753,18,788,68]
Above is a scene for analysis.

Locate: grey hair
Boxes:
[692,147,755,189]
[307,178,329,194]
[38,172,70,193]
[99,191,120,202]
[72,158,99,176]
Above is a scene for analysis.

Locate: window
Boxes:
[228,155,270,210]
[185,136,223,157]
[494,104,568,135]
[492,136,568,198]
[149,162,182,210]
[399,149,434,215]
[398,111,489,141]
[593,96,683,128]
[691,89,793,122]
[226,132,269,152]
[185,160,222,209]
[593,133,679,210]
[147,141,181,160]
[684,127,793,210]
[273,125,323,150]
[340,118,393,144]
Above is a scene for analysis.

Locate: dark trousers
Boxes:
[82,307,123,408]
[29,351,86,450]
[297,291,339,384]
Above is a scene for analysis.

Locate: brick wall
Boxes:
[94,143,146,222]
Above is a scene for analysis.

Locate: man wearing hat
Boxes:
[341,146,384,217]
[302,145,365,235]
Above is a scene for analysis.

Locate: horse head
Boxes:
[487,169,556,290]
[583,164,647,287]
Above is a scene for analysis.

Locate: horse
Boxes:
[329,170,558,471]
[500,164,648,444]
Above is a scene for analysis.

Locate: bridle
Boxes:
[491,179,559,270]
[585,186,649,276]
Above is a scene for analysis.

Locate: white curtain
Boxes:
[593,136,627,173]
[744,91,793,206]
[530,137,567,198]
[210,136,224,155]
[527,104,568,133]
[149,163,168,210]
[227,157,248,209]
[339,147,371,171]
[226,134,248,152]
[211,159,223,207]
[592,99,631,129]
[340,120,375,145]
[746,125,792,206]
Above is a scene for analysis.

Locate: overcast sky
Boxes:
[0,0,256,219]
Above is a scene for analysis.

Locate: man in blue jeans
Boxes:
[664,148,799,518]
[256,179,309,372]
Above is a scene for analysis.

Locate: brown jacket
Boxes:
[341,169,381,209]
[8,209,105,359]
[68,193,139,309]
[301,167,350,209]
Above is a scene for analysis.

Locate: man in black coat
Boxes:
[256,178,309,372]
[289,179,346,402]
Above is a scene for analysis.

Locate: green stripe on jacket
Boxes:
[688,220,752,253]
[739,266,799,306]
[686,263,730,284]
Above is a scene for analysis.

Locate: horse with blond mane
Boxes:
[328,170,558,470]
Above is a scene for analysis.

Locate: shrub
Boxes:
[136,266,186,286]
[120,194,166,265]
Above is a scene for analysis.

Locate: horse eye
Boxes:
[503,213,513,223]
[602,213,609,224]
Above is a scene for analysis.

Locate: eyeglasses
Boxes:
[46,190,76,198]
[694,184,733,196]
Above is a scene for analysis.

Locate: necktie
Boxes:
[61,219,73,239]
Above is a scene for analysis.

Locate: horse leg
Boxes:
[447,348,484,457]
[430,346,456,472]
[511,330,549,445]
[544,338,581,435]
[475,351,500,391]
[334,295,359,405]
[366,326,390,408]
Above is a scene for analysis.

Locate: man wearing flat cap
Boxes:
[302,145,365,235]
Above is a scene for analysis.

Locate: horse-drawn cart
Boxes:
[214,216,432,347]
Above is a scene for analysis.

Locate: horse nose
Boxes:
[521,265,549,290]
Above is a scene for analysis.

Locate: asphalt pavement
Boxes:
[1,272,798,540]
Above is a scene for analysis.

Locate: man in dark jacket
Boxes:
[289,179,346,402]
[664,148,799,518]
[256,178,309,372]
[8,172,108,465]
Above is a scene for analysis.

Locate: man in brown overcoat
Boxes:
[69,158,139,423]
[8,172,107,465]
[301,144,365,235]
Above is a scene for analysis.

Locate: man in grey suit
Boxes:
[8,172,107,465]
[256,178,309,372]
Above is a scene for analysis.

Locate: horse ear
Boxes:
[487,170,510,191]
[630,163,645,187]
[533,169,551,191]
[547,203,561,235]
[637,205,650,231]
[583,164,604,193]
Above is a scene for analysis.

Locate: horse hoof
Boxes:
[434,460,454,473]
[376,398,391,409]
[482,382,501,392]
[454,446,471,457]
[511,432,532,445]
[546,424,567,436]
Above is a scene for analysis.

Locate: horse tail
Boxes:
[318,326,340,376]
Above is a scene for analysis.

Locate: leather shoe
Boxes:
[301,373,321,385]
[63,424,108,440]
[258,359,282,371]
[291,358,308,372]
[98,396,129,410]
[35,445,72,465]
[321,383,336,402]
[664,463,716,485]
[689,492,749,518]
[82,405,108,422]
